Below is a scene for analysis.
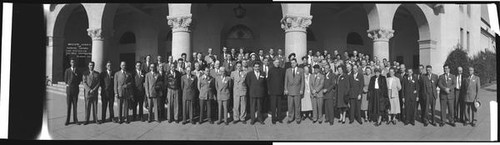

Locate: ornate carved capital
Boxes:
[87,28,103,41]
[167,14,192,33]
[280,14,312,33]
[367,29,394,42]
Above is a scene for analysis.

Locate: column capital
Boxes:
[281,14,312,33]
[367,29,394,42]
[167,14,192,33]
[87,28,104,41]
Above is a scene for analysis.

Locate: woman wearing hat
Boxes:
[368,68,389,126]
[464,67,480,127]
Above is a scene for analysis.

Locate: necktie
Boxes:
[256,71,259,80]
[292,68,295,77]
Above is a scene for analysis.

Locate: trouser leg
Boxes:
[440,98,447,123]
[448,99,455,123]
[287,96,293,121]
[240,96,247,121]
[85,99,90,123]
[311,97,318,121]
[233,96,241,121]
[250,98,256,122]
[270,95,277,121]
[318,98,324,122]
[101,97,107,121]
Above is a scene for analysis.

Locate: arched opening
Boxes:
[390,4,430,69]
[52,4,90,82]
[102,3,169,70]
[311,3,372,56]
[192,4,283,57]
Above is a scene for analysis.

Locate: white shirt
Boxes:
[255,71,260,80]
[375,77,379,89]
[456,74,462,89]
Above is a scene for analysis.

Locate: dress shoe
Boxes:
[471,123,476,127]
[278,120,283,124]
[113,119,118,123]
[65,122,69,126]
[296,121,300,124]
[424,123,428,127]
[439,123,444,127]
[374,122,380,127]
[250,121,255,125]
[313,120,317,124]
[168,120,173,123]
[319,121,323,124]
[96,121,101,124]
[84,122,89,125]
[329,122,333,125]
[210,121,214,124]
[192,121,196,125]
[233,120,239,124]
[272,121,276,124]
[242,121,247,124]
[349,121,354,124]
[392,120,396,125]
[225,122,229,125]
[386,121,391,125]
[359,121,363,125]
[182,121,187,125]
[148,120,152,123]
[342,120,346,124]
[217,121,223,125]
[450,122,456,127]
[463,122,468,126]
[287,120,292,124]
[260,121,265,125]
[175,120,180,124]
[126,121,130,124]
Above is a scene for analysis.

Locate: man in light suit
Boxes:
[114,61,134,124]
[166,63,182,123]
[422,65,439,127]
[348,64,364,124]
[216,66,232,125]
[464,67,480,127]
[64,58,82,126]
[231,61,248,124]
[284,58,305,124]
[83,61,101,125]
[245,62,267,125]
[181,66,198,125]
[310,65,325,123]
[438,65,456,127]
[144,63,163,122]
[100,61,116,123]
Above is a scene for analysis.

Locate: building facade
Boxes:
[45,3,496,83]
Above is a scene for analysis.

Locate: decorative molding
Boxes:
[367,29,394,42]
[280,14,313,33]
[47,36,53,47]
[167,14,192,33]
[87,28,103,41]
[418,39,437,50]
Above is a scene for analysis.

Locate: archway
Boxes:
[222,24,256,53]
[52,4,90,82]
[390,4,430,69]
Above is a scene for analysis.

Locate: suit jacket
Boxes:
[222,60,235,74]
[310,73,325,98]
[402,74,419,101]
[100,70,114,98]
[83,70,100,99]
[322,71,337,99]
[133,69,146,98]
[438,73,456,100]
[422,73,439,100]
[231,70,248,97]
[386,76,402,98]
[198,75,215,100]
[210,68,222,79]
[194,59,207,70]
[245,70,267,98]
[275,55,286,68]
[465,75,480,102]
[141,62,153,73]
[337,74,351,102]
[144,71,164,98]
[267,67,285,96]
[166,70,182,90]
[114,70,134,99]
[181,74,198,100]
[64,67,81,88]
[348,72,364,99]
[368,75,388,101]
[284,67,305,96]
[215,75,232,101]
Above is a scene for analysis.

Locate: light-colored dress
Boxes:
[361,74,372,111]
[301,74,313,111]
[387,76,402,114]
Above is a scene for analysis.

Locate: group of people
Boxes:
[63,47,481,127]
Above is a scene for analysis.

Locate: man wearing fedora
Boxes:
[464,67,480,127]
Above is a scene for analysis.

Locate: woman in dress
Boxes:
[336,65,350,124]
[301,66,313,120]
[368,68,389,126]
[386,68,402,125]
[361,67,372,122]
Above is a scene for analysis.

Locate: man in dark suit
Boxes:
[132,61,146,122]
[267,59,286,124]
[166,63,182,123]
[64,58,82,126]
[322,64,337,125]
[284,58,305,124]
[222,53,235,74]
[157,63,167,121]
[114,61,134,124]
[438,65,456,127]
[245,62,267,125]
[402,69,419,126]
[422,65,439,126]
[100,61,116,123]
[298,56,309,68]
[416,65,426,124]
[348,64,364,124]
[142,55,153,73]
[144,63,163,122]
[181,66,198,125]
[455,66,466,123]
[83,61,101,125]
[396,64,407,121]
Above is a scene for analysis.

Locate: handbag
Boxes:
[474,100,481,110]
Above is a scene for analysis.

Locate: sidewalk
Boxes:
[46,84,496,140]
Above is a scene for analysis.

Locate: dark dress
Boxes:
[368,75,389,121]
[336,74,350,108]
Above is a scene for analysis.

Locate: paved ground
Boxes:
[45,83,497,140]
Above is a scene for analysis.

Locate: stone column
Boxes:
[281,14,312,64]
[46,36,53,84]
[87,28,104,73]
[167,14,192,61]
[367,29,394,61]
